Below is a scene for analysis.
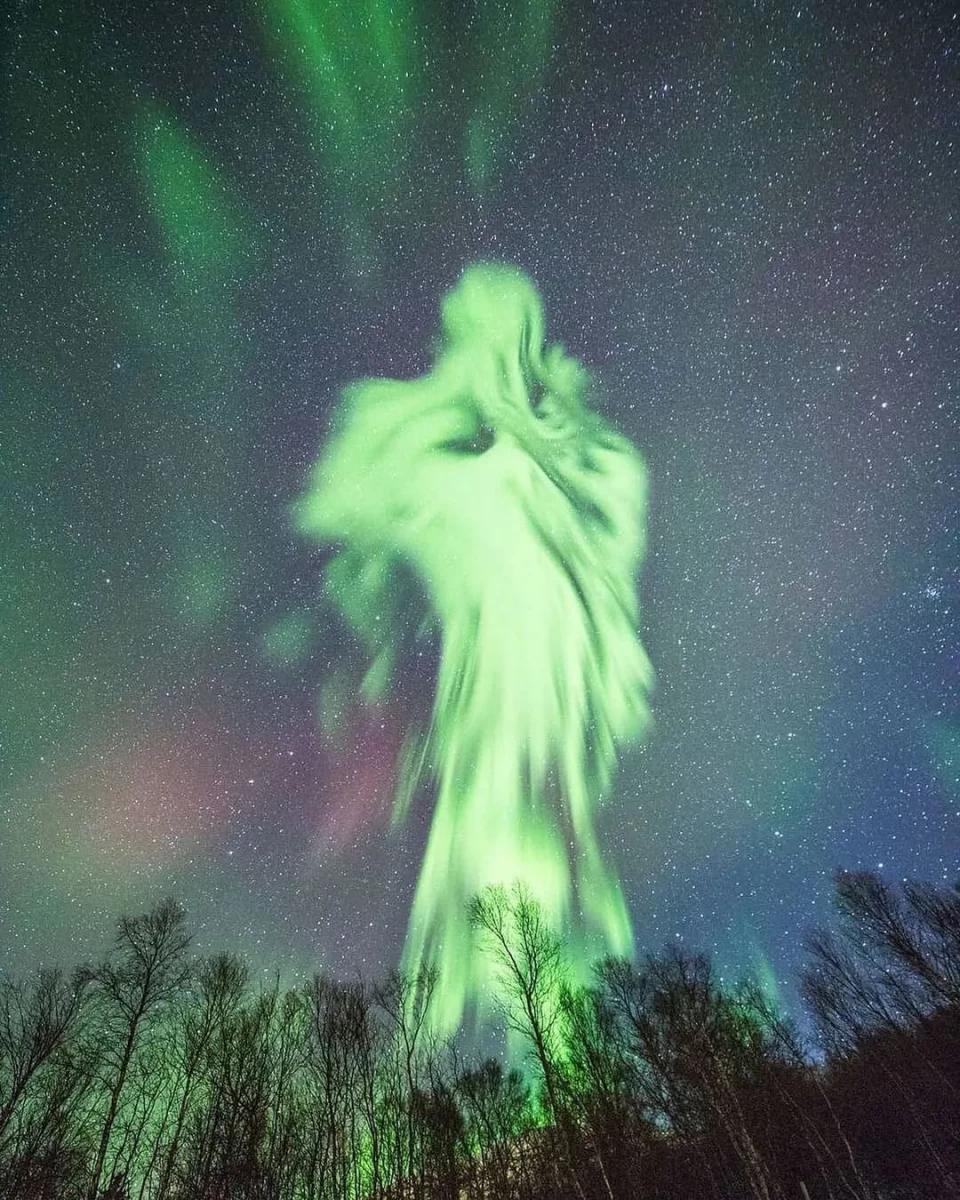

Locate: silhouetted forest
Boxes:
[0,870,957,1199]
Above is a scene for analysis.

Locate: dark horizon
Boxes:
[0,869,957,1199]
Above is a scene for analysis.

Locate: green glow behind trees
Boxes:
[295,264,653,1034]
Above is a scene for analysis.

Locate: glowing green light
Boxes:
[749,943,783,1012]
[257,0,421,269]
[125,102,261,637]
[135,103,255,281]
[295,263,653,1034]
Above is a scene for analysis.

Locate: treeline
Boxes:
[0,871,958,1199]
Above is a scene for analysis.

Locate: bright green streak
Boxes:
[295,264,653,1034]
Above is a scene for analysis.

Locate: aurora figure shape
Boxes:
[294,263,653,1033]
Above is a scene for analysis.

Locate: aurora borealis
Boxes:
[294,263,653,1032]
[2,0,957,1030]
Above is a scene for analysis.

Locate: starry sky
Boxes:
[2,0,957,1011]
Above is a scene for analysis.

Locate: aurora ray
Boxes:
[295,263,653,1033]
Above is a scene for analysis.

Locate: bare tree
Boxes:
[804,871,960,1051]
[87,898,190,1200]
[803,871,960,1198]
[455,1058,531,1199]
[599,949,784,1200]
[144,953,247,1200]
[374,965,439,1198]
[559,980,650,1194]
[468,884,587,1199]
[0,872,957,1200]
[0,967,90,1145]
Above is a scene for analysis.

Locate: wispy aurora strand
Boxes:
[295,264,653,1033]
[257,0,560,270]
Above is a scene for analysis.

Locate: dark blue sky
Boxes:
[2,0,957,1017]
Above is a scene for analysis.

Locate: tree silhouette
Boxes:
[0,870,957,1198]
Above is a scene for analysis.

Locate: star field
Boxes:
[1,0,957,1013]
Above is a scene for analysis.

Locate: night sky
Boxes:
[2,0,957,1016]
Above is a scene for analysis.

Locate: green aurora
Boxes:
[257,0,560,270]
[294,263,654,1033]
